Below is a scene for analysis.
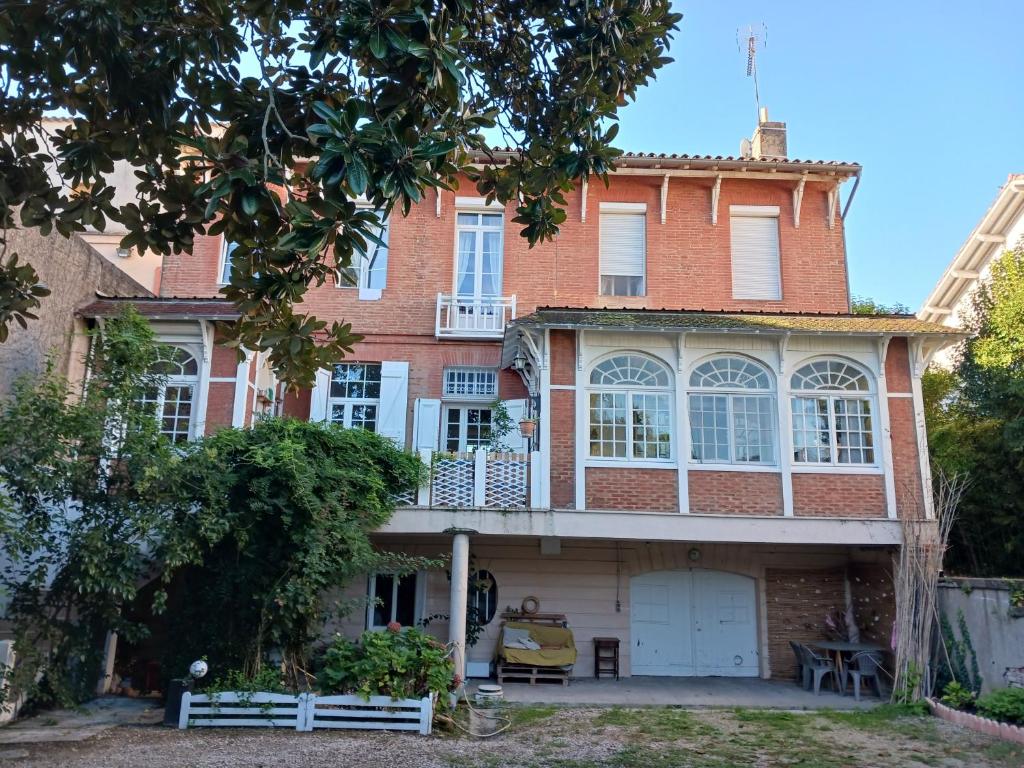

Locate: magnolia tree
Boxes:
[0,1,682,385]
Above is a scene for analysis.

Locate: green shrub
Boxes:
[940,681,976,710]
[319,626,454,701]
[203,666,289,695]
[976,688,1024,725]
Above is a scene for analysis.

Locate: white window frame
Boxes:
[687,356,778,468]
[442,403,494,453]
[327,362,382,432]
[453,208,504,300]
[218,239,239,285]
[365,571,425,631]
[586,352,674,467]
[729,205,781,301]
[442,367,498,400]
[599,202,647,297]
[141,346,200,443]
[335,208,389,292]
[790,358,878,469]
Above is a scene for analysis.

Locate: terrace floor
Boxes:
[470,675,880,709]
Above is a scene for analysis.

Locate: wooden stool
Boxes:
[593,637,620,680]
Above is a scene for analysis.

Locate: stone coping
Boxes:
[927,698,1024,745]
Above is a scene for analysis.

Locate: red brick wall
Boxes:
[205,381,235,434]
[765,567,847,680]
[585,468,678,512]
[791,474,887,517]
[884,338,926,519]
[549,330,576,386]
[549,389,575,509]
[885,337,912,394]
[160,173,851,323]
[848,561,896,648]
[688,471,783,515]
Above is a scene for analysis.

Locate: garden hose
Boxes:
[437,641,512,738]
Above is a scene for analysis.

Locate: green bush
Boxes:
[319,626,454,701]
[940,681,976,711]
[976,688,1024,725]
[202,666,289,695]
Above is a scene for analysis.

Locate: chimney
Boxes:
[748,107,787,160]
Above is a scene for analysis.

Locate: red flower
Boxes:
[387,621,402,633]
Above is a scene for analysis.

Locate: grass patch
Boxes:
[983,740,1024,767]
[510,704,559,728]
[592,706,719,741]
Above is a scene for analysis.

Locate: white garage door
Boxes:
[630,569,759,677]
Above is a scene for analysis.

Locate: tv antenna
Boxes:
[737,23,767,117]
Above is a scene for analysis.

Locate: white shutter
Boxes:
[377,361,409,447]
[310,367,331,422]
[730,214,781,300]
[500,399,529,453]
[412,398,442,452]
[600,212,646,277]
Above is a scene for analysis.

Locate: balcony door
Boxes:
[455,212,503,330]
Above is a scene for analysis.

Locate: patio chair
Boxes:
[788,641,806,686]
[842,651,885,701]
[799,644,838,695]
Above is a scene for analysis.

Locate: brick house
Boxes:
[81,114,961,682]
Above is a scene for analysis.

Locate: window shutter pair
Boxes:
[730,207,781,300]
[310,361,408,446]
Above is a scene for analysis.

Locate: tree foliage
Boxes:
[924,245,1024,576]
[0,306,180,705]
[0,0,682,386]
[850,295,910,315]
[160,418,426,683]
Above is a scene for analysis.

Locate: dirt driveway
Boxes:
[9,705,1024,768]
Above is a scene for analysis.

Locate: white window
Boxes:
[588,353,672,461]
[730,205,781,300]
[444,405,493,452]
[443,367,497,399]
[367,572,421,630]
[688,356,776,465]
[140,346,198,444]
[600,204,646,296]
[455,212,503,299]
[218,240,239,284]
[328,362,381,431]
[337,210,389,290]
[790,360,876,465]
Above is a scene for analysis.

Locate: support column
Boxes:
[96,631,118,695]
[448,530,472,685]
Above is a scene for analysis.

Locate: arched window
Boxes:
[688,356,776,465]
[588,353,672,461]
[790,359,875,465]
[142,346,199,443]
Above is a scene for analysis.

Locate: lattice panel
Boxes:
[392,487,417,507]
[430,454,475,507]
[484,452,528,509]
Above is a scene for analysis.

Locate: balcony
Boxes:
[435,294,516,339]
[397,450,540,509]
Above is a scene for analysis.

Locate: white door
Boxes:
[630,570,758,677]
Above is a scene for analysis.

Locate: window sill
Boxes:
[585,460,676,470]
[688,464,780,474]
[791,466,883,476]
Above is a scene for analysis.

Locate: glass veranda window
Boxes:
[139,346,199,444]
[588,354,672,461]
[790,360,875,465]
[688,356,776,464]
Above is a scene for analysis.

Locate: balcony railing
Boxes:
[400,450,540,509]
[435,294,516,338]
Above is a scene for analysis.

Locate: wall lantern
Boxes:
[512,350,528,372]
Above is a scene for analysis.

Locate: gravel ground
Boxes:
[9,706,1024,768]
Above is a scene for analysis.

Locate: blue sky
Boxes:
[614,1,1024,310]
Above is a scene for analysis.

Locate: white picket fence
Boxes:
[178,691,434,734]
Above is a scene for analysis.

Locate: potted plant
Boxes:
[518,417,537,440]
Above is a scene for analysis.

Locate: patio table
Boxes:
[808,641,886,691]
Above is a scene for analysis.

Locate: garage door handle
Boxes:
[636,639,641,647]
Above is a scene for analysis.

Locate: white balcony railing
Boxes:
[435,294,516,338]
[398,450,540,509]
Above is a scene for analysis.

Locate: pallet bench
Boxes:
[496,661,570,686]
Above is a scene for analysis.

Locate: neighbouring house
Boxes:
[81,111,963,684]
[918,173,1024,368]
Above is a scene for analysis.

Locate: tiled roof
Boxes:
[509,307,965,336]
[78,296,239,320]
[475,148,861,174]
